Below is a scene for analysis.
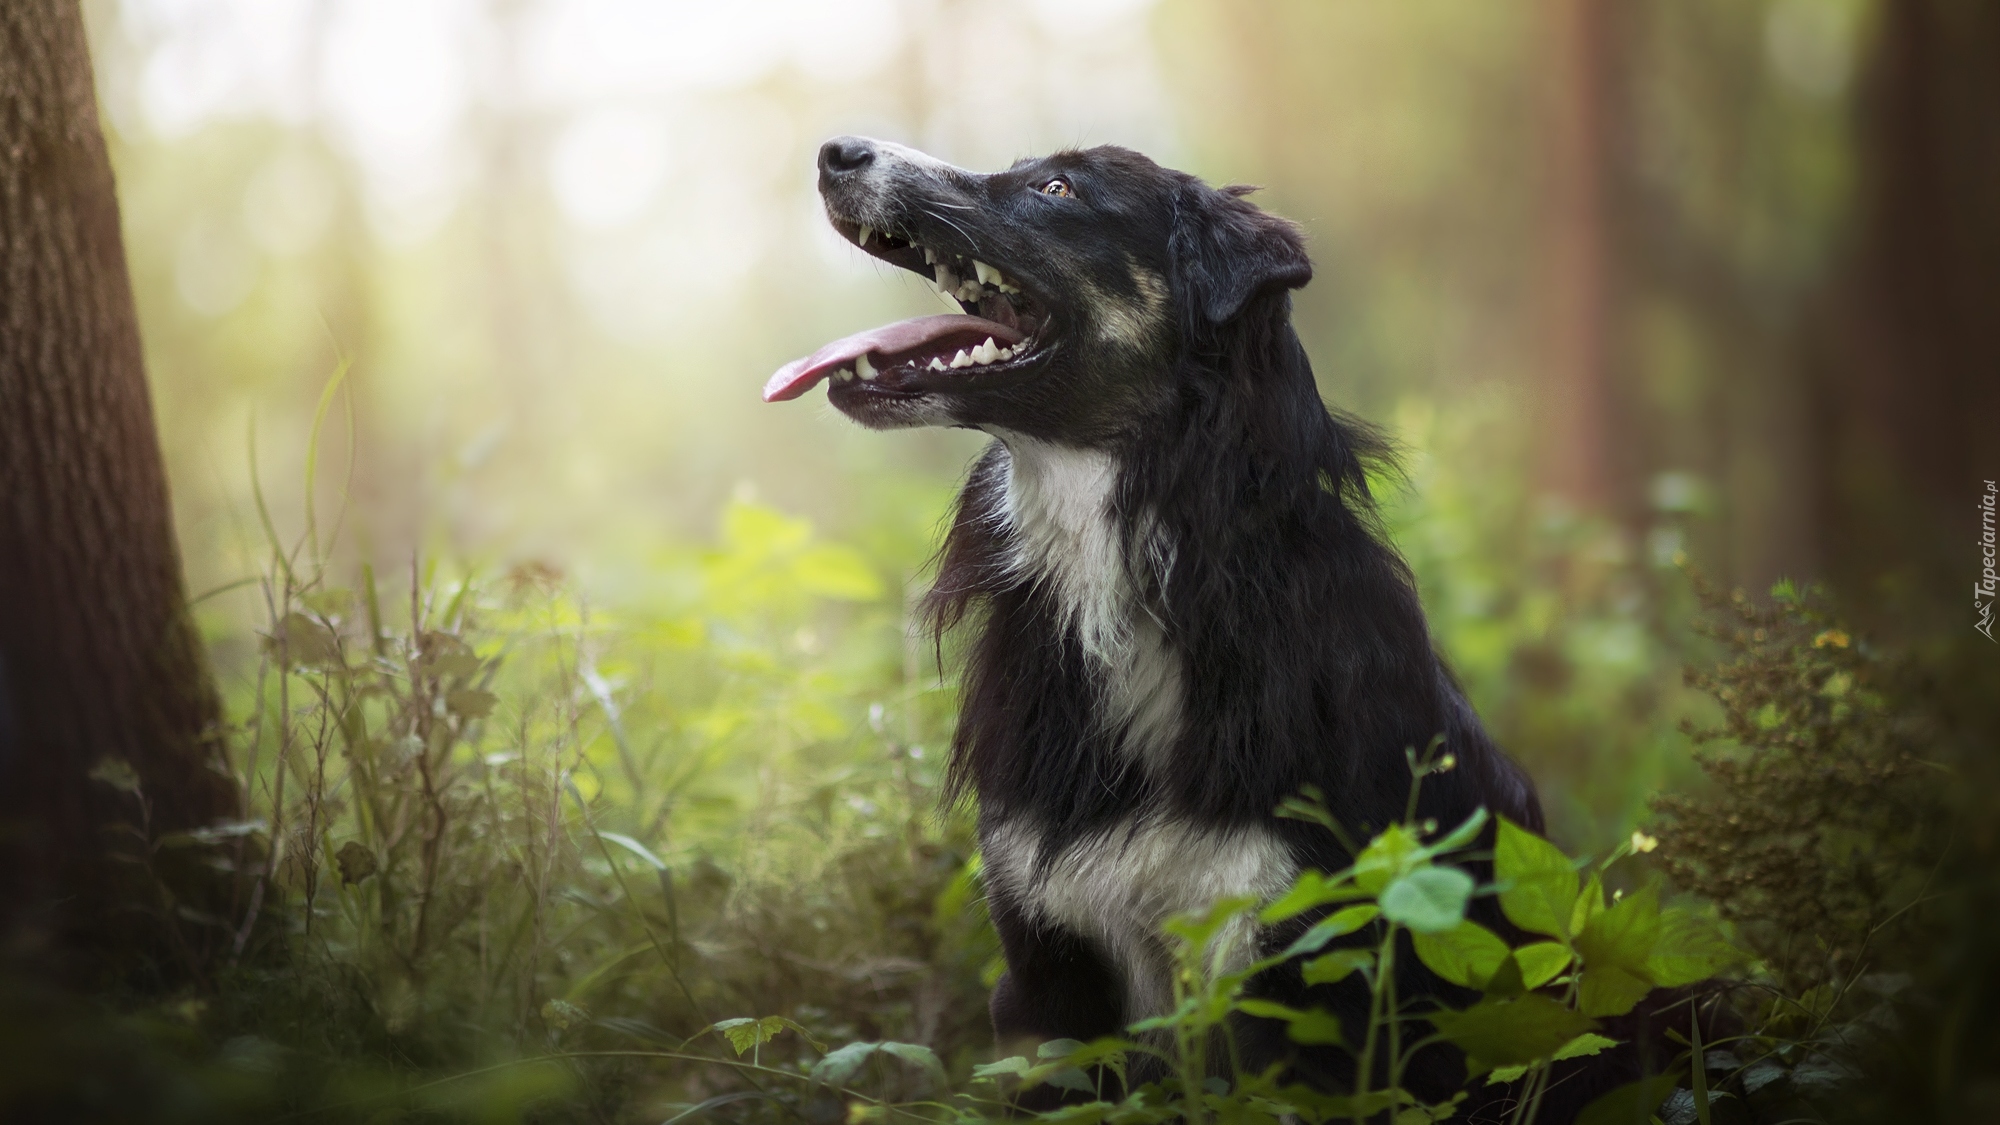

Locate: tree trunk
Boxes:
[1535,0,1615,512]
[1812,0,2000,639]
[0,0,236,981]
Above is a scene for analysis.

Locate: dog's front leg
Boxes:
[986,893,1127,1110]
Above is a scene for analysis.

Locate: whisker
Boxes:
[921,206,982,255]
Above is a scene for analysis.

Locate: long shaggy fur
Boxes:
[804,137,1628,1122]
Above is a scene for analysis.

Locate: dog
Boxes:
[766,137,1600,1118]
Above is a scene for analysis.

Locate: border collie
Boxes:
[766,138,1575,1116]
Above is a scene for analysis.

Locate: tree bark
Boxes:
[0,0,236,980]
[1812,0,2000,638]
[1535,0,1615,512]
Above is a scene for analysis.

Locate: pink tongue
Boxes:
[763,314,1026,402]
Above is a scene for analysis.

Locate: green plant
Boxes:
[8,392,1916,1125]
[968,754,1741,1125]
[1650,571,1950,996]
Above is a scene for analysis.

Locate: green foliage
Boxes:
[1650,572,1950,994]
[964,767,1743,1125]
[10,395,1917,1125]
[1383,395,1706,853]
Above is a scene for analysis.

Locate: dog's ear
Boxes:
[1169,182,1312,326]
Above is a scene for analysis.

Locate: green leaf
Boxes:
[1353,824,1423,894]
[1481,951,1527,997]
[1283,905,1381,956]
[1689,1009,1711,1125]
[446,687,498,719]
[1278,1086,1411,1121]
[1040,1067,1095,1094]
[1576,885,1661,971]
[1429,994,1598,1070]
[1575,885,1662,1016]
[809,1041,878,1085]
[1571,872,1606,937]
[1646,907,1743,987]
[1234,1000,1347,1047]
[1036,1037,1132,1074]
[710,1015,825,1056]
[1494,818,1578,939]
[1282,1008,1348,1046]
[1578,964,1653,1018]
[1031,1103,1115,1125]
[88,757,142,795]
[714,1018,766,1056]
[1163,895,1258,950]
[1553,1032,1620,1061]
[1126,996,1198,1032]
[1234,998,1305,1021]
[267,612,343,667]
[878,1041,947,1087]
[1038,1038,1088,1059]
[597,832,668,871]
[1575,1072,1681,1125]
[1484,1031,1623,1084]
[1261,870,1368,924]
[540,998,589,1030]
[1302,948,1376,986]
[334,841,378,886]
[1411,921,1512,989]
[1424,807,1490,856]
[1380,866,1474,933]
[972,1056,1030,1081]
[1514,941,1573,989]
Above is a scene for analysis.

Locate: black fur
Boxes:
[803,138,1619,1122]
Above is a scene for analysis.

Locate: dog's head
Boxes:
[764,137,1312,442]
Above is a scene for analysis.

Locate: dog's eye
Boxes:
[1040,178,1072,198]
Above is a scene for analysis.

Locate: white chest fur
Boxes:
[993,434,1184,767]
[982,816,1298,1021]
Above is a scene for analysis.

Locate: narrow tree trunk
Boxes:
[1536,0,1615,512]
[0,0,236,980]
[1813,0,2000,639]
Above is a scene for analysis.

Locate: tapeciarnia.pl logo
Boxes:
[1979,480,1998,643]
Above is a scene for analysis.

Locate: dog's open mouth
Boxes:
[763,221,1053,402]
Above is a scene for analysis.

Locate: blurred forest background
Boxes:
[8,0,1991,1119]
[91,0,1991,838]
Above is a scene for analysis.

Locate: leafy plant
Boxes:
[1650,571,1949,995]
[969,755,1742,1125]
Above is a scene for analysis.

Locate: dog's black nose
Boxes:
[818,136,876,179]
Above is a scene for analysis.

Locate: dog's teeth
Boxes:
[857,225,872,246]
[927,357,946,371]
[997,346,1013,360]
[956,281,981,302]
[934,264,958,291]
[973,260,998,286]
[923,247,936,264]
[834,367,853,382]
[971,337,997,364]
[856,353,876,381]
[949,348,972,368]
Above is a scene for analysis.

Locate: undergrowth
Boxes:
[0,394,1956,1124]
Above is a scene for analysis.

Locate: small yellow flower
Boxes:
[1814,629,1850,649]
[1630,831,1660,854]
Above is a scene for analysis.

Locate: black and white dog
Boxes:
[767,138,1571,1113]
